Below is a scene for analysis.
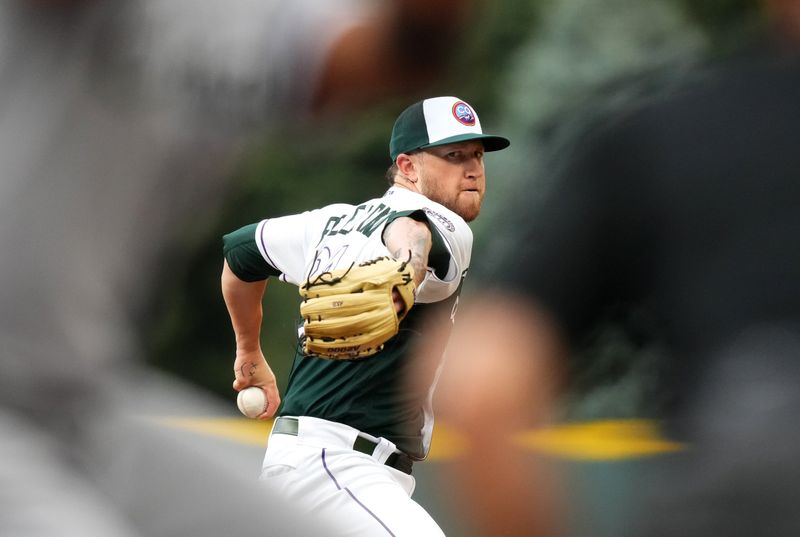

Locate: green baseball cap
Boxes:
[389,96,510,161]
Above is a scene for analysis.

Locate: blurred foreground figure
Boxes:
[428,2,800,536]
[0,0,472,535]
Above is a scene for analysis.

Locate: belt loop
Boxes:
[371,437,398,465]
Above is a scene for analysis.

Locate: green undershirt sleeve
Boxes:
[222,223,280,282]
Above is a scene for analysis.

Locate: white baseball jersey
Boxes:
[256,186,472,305]
[224,185,473,459]
[226,185,475,536]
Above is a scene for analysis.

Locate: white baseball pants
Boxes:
[259,416,446,537]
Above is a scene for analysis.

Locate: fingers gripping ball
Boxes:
[299,257,416,360]
[237,387,268,418]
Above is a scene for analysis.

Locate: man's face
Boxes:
[411,141,486,222]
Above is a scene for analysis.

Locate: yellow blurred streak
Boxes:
[153,416,271,446]
[152,417,685,461]
[516,419,685,460]
[426,422,470,460]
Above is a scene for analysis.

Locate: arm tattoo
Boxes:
[385,218,431,286]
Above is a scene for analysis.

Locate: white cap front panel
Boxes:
[422,96,484,144]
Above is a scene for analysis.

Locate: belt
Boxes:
[272,417,413,475]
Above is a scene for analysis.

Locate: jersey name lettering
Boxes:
[318,203,398,243]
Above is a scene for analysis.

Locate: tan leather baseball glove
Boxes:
[299,257,416,360]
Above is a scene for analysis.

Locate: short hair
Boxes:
[385,162,400,186]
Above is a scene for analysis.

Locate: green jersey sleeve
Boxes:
[222,223,280,282]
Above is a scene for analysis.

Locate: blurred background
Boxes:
[123,0,776,535]
[5,0,782,535]
[145,0,763,420]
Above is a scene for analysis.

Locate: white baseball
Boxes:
[237,387,268,418]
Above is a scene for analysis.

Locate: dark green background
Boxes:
[144,0,763,420]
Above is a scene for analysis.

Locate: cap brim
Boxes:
[419,133,510,153]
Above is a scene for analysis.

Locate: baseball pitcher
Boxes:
[221,96,509,536]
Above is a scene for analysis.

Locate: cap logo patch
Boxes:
[452,101,476,126]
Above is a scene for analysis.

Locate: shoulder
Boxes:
[385,187,471,237]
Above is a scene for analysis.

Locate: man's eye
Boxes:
[447,152,460,159]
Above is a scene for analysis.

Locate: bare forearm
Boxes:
[221,260,280,415]
[383,216,432,286]
[221,260,267,353]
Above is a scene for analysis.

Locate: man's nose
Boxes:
[464,159,483,178]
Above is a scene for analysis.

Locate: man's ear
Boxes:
[396,153,418,183]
